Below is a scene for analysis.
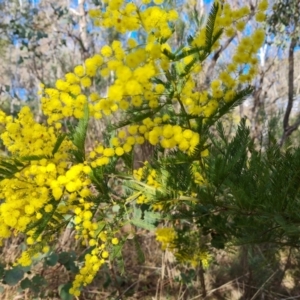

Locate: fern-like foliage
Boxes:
[26,195,65,239]
[182,119,300,248]
[204,86,254,129]
[0,158,26,181]
[114,105,164,130]
[205,2,219,49]
[69,103,89,163]
[52,134,67,156]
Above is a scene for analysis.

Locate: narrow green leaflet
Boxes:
[70,103,89,163]
[52,133,67,155]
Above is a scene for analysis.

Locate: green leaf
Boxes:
[25,275,46,295]
[66,261,79,273]
[103,272,112,289]
[31,274,46,286]
[13,159,24,168]
[4,266,25,286]
[58,251,78,272]
[144,210,160,225]
[70,103,89,163]
[162,48,175,60]
[0,263,5,278]
[20,278,32,290]
[0,158,26,181]
[111,243,123,260]
[205,2,219,49]
[180,269,196,284]
[21,155,47,161]
[174,45,206,61]
[211,233,225,249]
[131,218,156,231]
[0,160,19,171]
[133,236,145,264]
[58,252,70,265]
[45,253,59,266]
[58,282,74,300]
[52,134,66,155]
[114,105,163,130]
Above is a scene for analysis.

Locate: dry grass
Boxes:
[2,229,300,300]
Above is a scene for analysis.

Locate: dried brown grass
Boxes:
[2,230,300,299]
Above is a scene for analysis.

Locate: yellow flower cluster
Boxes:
[88,135,136,168]
[191,162,207,185]
[176,248,212,269]
[0,107,61,156]
[41,53,104,123]
[155,227,177,250]
[191,2,250,49]
[137,194,148,204]
[17,251,33,267]
[256,0,268,22]
[133,162,164,206]
[41,39,168,122]
[156,227,211,269]
[70,226,119,296]
[178,2,268,117]
[89,0,178,39]
[147,124,200,153]
[70,251,106,296]
[0,108,73,244]
[0,108,120,287]
[51,163,92,198]
[40,0,267,166]
[89,121,200,170]
[134,162,160,189]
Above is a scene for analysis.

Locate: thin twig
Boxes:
[282,296,300,300]
[198,260,207,297]
[202,273,249,299]
[250,270,279,300]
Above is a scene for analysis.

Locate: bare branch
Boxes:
[280,37,298,146]
[205,35,235,84]
[69,7,82,16]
